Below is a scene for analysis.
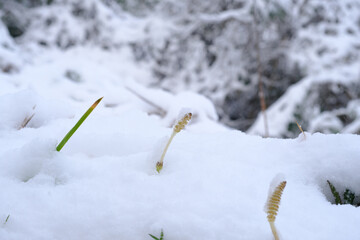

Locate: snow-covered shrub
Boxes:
[135,0,305,132]
[1,0,360,137]
[290,82,360,136]
[111,0,159,16]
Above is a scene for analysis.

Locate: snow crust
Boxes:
[0,89,360,240]
[1,0,360,239]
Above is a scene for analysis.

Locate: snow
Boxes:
[1,87,360,239]
[1,0,360,239]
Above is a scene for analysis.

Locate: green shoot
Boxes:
[156,112,192,173]
[149,229,164,240]
[327,180,342,205]
[326,181,360,206]
[343,189,355,205]
[3,215,10,225]
[56,97,103,152]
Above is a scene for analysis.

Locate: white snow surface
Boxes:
[1,89,360,239]
[1,1,360,239]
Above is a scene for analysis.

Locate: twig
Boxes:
[252,0,269,138]
[296,121,306,139]
[125,86,167,117]
[18,112,35,130]
[18,105,36,129]
[298,0,309,16]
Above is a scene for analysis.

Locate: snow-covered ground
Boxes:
[1,0,360,239]
[1,89,360,240]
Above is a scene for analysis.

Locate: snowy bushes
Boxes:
[290,82,360,136]
[133,0,310,135]
[2,0,360,136]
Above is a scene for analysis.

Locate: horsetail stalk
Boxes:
[156,112,192,173]
[266,181,287,240]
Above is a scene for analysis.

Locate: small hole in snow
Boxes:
[320,180,360,207]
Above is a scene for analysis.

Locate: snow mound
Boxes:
[0,91,359,240]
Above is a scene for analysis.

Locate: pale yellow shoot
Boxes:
[156,113,192,173]
[266,181,286,240]
[296,121,306,140]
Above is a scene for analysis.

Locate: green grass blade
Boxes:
[149,234,160,240]
[56,97,103,152]
[160,230,164,240]
[149,230,164,240]
[327,180,342,205]
[3,215,10,225]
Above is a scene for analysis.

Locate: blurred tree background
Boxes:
[1,0,360,137]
